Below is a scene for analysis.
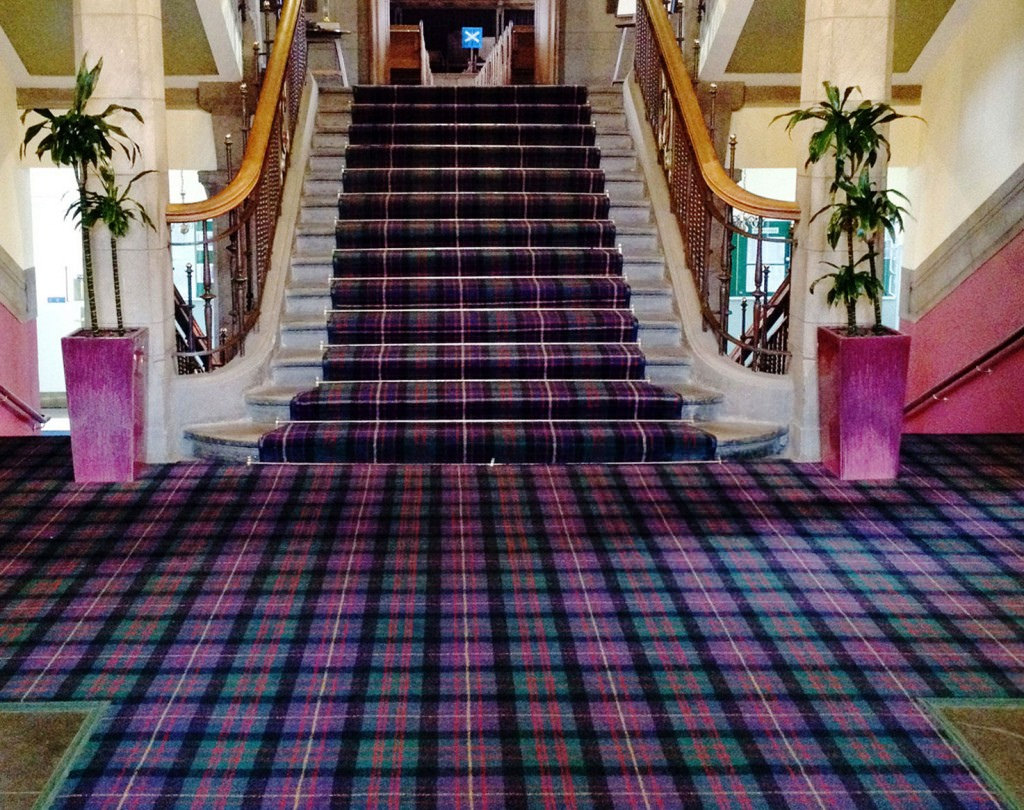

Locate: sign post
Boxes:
[462,26,483,71]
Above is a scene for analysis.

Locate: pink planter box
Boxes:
[817,326,911,480]
[61,328,147,483]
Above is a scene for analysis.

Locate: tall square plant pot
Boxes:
[61,327,147,483]
[817,326,911,480]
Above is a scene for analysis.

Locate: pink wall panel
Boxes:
[0,303,41,436]
[902,229,1024,433]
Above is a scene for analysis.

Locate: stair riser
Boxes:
[605,178,646,200]
[250,392,724,437]
[286,290,636,317]
[275,390,720,423]
[645,359,692,386]
[283,325,328,349]
[290,260,332,285]
[259,423,715,464]
[348,126,598,148]
[189,437,258,463]
[285,295,330,317]
[331,249,624,279]
[638,324,682,347]
[622,261,667,284]
[350,106,594,126]
[596,134,633,151]
[315,113,352,129]
[318,92,353,113]
[295,231,337,254]
[308,155,346,174]
[313,132,349,150]
[280,323,673,351]
[609,205,652,225]
[592,111,626,128]
[614,231,659,253]
[271,362,323,387]
[305,179,645,203]
[335,196,612,221]
[629,293,675,318]
[599,155,638,173]
[248,399,293,423]
[320,354,648,383]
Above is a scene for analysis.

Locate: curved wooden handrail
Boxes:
[167,0,301,223]
[639,0,799,220]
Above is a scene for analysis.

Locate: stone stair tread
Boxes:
[699,420,788,458]
[282,314,328,330]
[185,419,272,447]
[641,345,692,364]
[662,382,724,404]
[274,347,324,366]
[246,384,307,404]
[627,277,673,293]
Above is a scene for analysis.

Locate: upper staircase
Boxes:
[185,80,786,462]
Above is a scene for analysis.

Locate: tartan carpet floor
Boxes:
[1,435,1022,807]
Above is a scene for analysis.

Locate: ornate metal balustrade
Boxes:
[635,0,799,373]
[166,0,306,373]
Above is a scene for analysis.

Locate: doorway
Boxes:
[366,0,562,84]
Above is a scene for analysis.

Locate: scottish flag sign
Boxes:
[461,27,483,48]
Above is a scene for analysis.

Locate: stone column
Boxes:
[787,0,896,459]
[73,0,174,461]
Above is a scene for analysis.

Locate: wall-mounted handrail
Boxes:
[904,324,1024,416]
[165,0,307,373]
[0,382,48,427]
[634,0,799,373]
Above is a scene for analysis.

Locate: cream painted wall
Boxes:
[729,101,922,172]
[166,109,217,170]
[563,0,620,86]
[0,58,32,268]
[903,0,1024,268]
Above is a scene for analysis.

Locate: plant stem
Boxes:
[78,184,99,334]
[867,232,883,330]
[110,235,124,335]
[846,224,857,335]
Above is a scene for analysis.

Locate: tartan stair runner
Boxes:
[259,85,716,463]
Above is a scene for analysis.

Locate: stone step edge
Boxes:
[246,379,722,406]
[184,418,786,461]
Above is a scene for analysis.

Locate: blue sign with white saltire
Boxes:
[461,27,483,48]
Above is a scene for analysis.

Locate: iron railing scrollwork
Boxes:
[635,0,799,373]
[166,0,307,373]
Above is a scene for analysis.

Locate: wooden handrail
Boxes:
[0,382,48,427]
[167,0,301,223]
[639,0,798,221]
[904,324,1024,416]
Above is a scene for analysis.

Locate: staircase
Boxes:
[185,80,787,462]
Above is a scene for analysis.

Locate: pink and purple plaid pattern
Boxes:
[1,435,1021,806]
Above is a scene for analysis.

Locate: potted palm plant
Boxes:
[777,83,917,479]
[21,56,152,482]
